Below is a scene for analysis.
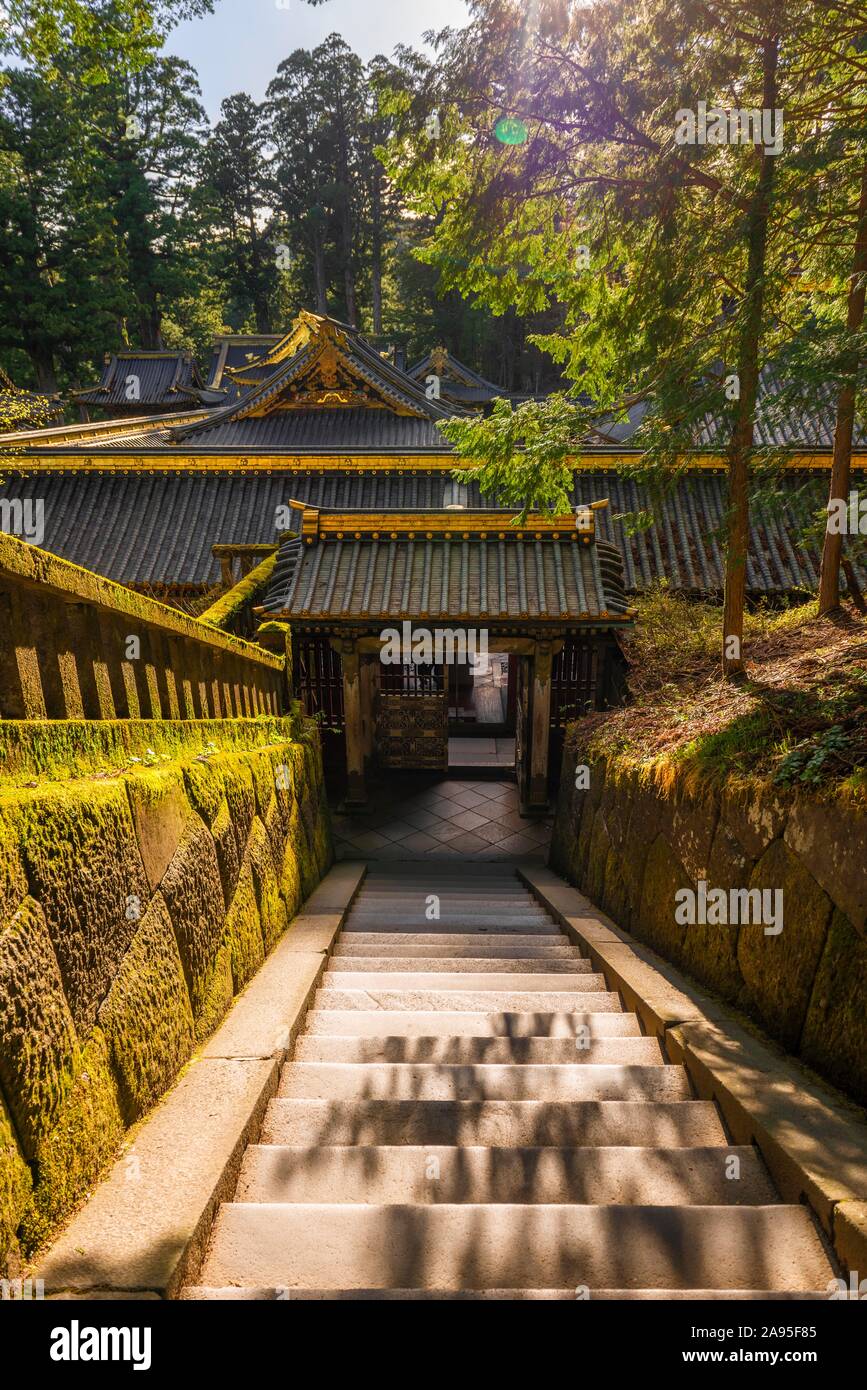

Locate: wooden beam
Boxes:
[334,637,367,806]
[528,641,554,811]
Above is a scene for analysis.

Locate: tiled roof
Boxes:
[408,350,534,409]
[174,313,461,452]
[168,409,452,451]
[1,468,859,596]
[262,521,630,625]
[205,335,282,402]
[73,352,219,410]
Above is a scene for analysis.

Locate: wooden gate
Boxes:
[293,636,345,764]
[548,638,600,785]
[376,663,448,769]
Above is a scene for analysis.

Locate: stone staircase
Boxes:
[185,864,836,1298]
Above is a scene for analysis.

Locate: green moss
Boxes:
[0,715,299,788]
[636,834,689,965]
[223,859,264,993]
[98,893,195,1124]
[248,819,289,952]
[210,798,240,903]
[0,896,80,1158]
[0,726,330,1257]
[0,1088,32,1273]
[800,910,867,1106]
[198,553,277,629]
[124,765,194,892]
[182,755,225,828]
[279,840,303,919]
[15,780,148,1034]
[0,801,28,923]
[158,821,227,1019]
[19,1029,124,1255]
[737,838,833,1051]
[194,944,234,1044]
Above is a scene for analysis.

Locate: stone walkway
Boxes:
[448,736,515,768]
[188,863,835,1297]
[331,774,552,863]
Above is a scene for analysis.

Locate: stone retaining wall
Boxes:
[0,723,332,1270]
[551,738,867,1106]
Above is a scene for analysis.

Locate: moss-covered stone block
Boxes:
[0,802,28,924]
[248,818,288,952]
[679,819,752,1002]
[211,798,240,906]
[224,859,264,993]
[636,834,689,964]
[722,783,789,861]
[600,845,632,928]
[221,757,256,867]
[671,784,719,884]
[800,910,867,1105]
[19,1029,124,1254]
[98,892,195,1124]
[262,789,287,867]
[247,749,279,826]
[158,820,227,1021]
[182,756,225,829]
[124,766,194,893]
[0,896,79,1159]
[584,811,612,907]
[573,761,606,885]
[16,783,148,1033]
[311,802,333,879]
[0,1088,31,1274]
[194,943,234,1044]
[737,838,833,1050]
[784,798,867,935]
[279,838,303,920]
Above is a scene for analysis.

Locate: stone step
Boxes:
[313,987,618,1012]
[294,1035,664,1065]
[355,889,535,901]
[235,1145,778,1206]
[325,957,591,975]
[302,1009,641,1038]
[320,972,605,994]
[277,1062,692,1102]
[332,941,577,959]
[343,911,547,922]
[341,923,561,937]
[181,1287,835,1301]
[362,866,520,879]
[198,1204,833,1291]
[261,1099,727,1147]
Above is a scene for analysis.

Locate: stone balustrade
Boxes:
[0,532,286,720]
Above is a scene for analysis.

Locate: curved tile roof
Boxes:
[1,468,858,597]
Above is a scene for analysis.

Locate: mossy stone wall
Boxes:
[0,726,332,1271]
[551,738,867,1105]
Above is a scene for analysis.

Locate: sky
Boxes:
[164,0,473,120]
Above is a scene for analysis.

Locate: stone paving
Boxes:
[331,773,552,862]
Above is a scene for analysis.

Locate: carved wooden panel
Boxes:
[376,693,447,769]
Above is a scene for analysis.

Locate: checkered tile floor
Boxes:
[331,775,552,863]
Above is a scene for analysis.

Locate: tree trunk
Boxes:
[313,223,328,314]
[30,349,58,394]
[818,161,867,615]
[371,167,383,336]
[342,190,357,327]
[721,34,778,679]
